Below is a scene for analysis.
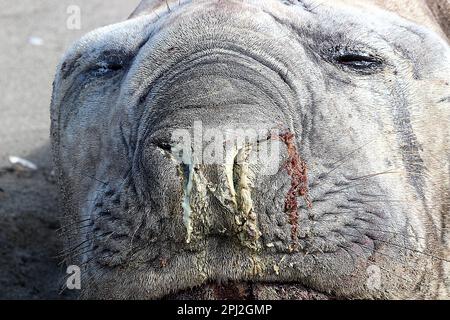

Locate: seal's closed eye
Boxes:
[105,63,124,71]
[91,61,124,76]
[84,50,132,77]
[319,43,384,73]
[334,53,382,69]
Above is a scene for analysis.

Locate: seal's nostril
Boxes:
[147,131,176,154]
[156,142,172,152]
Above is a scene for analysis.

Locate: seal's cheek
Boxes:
[57,72,123,193]
[133,140,187,243]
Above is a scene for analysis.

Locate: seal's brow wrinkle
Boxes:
[280,0,320,13]
[61,53,83,80]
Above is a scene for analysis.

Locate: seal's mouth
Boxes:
[164,281,336,300]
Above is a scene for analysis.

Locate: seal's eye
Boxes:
[323,45,384,73]
[335,53,382,69]
[93,61,124,75]
[105,63,123,71]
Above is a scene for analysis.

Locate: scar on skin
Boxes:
[276,131,312,246]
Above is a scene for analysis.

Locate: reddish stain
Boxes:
[159,257,168,268]
[276,131,312,245]
[212,282,251,300]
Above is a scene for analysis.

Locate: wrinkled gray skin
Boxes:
[51,0,450,299]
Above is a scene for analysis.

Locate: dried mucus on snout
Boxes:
[178,146,262,250]
[176,130,311,251]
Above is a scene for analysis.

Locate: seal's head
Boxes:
[51,0,450,299]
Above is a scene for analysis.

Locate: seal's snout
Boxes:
[139,124,309,256]
[149,128,284,250]
[178,143,261,250]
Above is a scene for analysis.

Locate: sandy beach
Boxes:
[0,0,139,299]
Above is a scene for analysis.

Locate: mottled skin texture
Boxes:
[51,0,450,299]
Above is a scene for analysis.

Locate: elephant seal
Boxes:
[51,0,450,299]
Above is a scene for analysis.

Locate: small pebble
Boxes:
[28,36,44,46]
[9,156,38,171]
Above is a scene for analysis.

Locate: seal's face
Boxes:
[52,0,450,299]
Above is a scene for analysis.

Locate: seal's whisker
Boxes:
[65,232,118,262]
[129,218,146,253]
[77,172,109,186]
[332,231,415,271]
[57,239,93,257]
[346,170,400,181]
[330,234,416,284]
[56,218,91,232]
[320,181,368,194]
[351,226,426,241]
[56,243,93,265]
[376,265,414,284]
[319,215,423,240]
[56,242,93,260]
[355,215,408,230]
[78,252,117,269]
[373,238,450,263]
[64,247,97,263]
[318,209,355,216]
[57,231,112,258]
[332,232,430,284]
[318,142,374,181]
[349,199,409,204]
[60,222,94,234]
[338,230,450,285]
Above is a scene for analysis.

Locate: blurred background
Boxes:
[0,0,140,299]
